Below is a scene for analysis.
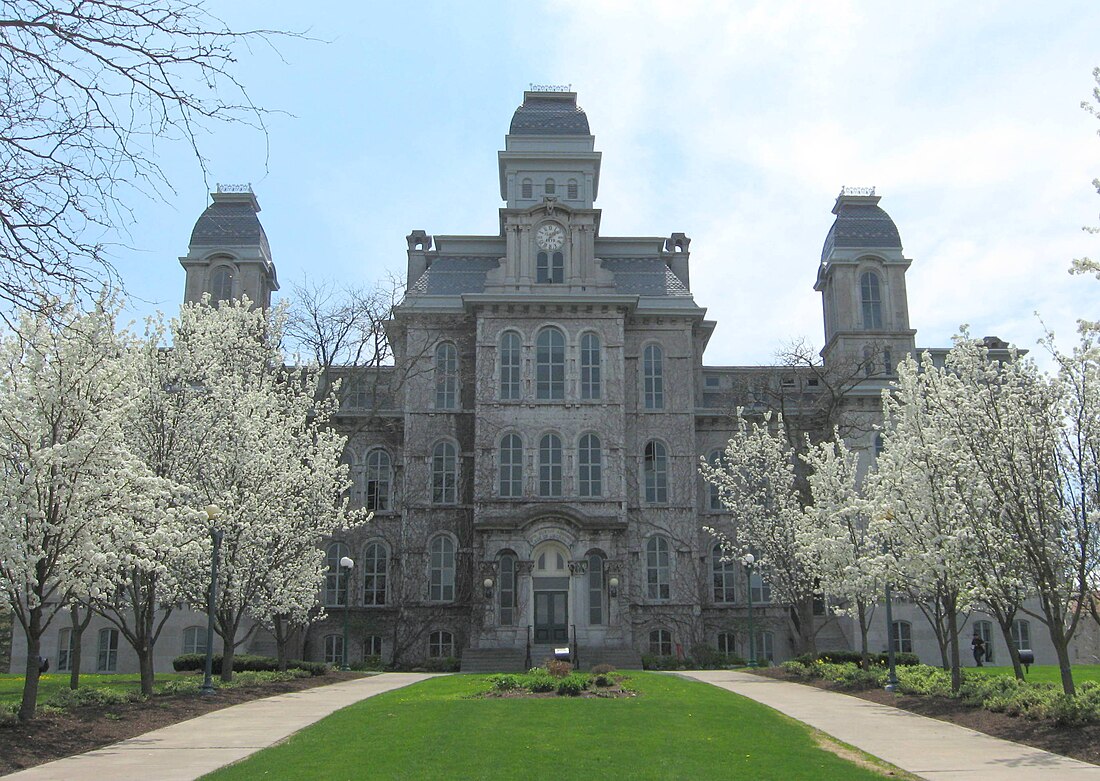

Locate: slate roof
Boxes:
[409,255,691,298]
[410,257,500,294]
[190,200,272,258]
[601,258,690,296]
[820,202,902,262]
[509,96,591,135]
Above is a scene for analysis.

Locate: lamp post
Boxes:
[483,578,494,601]
[742,553,757,667]
[339,556,354,671]
[201,504,223,697]
[608,577,619,599]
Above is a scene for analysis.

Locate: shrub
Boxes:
[350,655,384,672]
[156,678,201,696]
[525,669,557,693]
[556,673,588,696]
[780,660,815,680]
[793,650,921,668]
[641,654,681,670]
[171,653,327,676]
[488,674,521,692]
[589,663,615,675]
[895,664,952,697]
[422,656,460,672]
[546,658,573,678]
[46,686,138,709]
[590,664,616,687]
[816,662,884,690]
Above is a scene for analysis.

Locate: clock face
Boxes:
[536,223,565,251]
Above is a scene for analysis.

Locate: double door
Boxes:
[533,590,568,643]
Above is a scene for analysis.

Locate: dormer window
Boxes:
[521,178,533,199]
[545,178,556,195]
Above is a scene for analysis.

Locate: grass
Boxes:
[201,673,897,781]
[966,664,1100,686]
[0,672,192,705]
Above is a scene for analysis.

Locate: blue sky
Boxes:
[114,1,1100,366]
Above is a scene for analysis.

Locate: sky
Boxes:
[112,1,1100,368]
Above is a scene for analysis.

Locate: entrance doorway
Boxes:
[534,591,568,643]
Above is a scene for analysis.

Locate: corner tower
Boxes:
[180,185,279,308]
[815,187,916,376]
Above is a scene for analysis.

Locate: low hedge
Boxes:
[792,650,921,667]
[172,653,328,676]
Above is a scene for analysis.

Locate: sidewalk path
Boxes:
[5,672,439,781]
[677,669,1100,780]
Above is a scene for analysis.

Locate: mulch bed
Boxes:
[753,667,1100,766]
[0,671,366,777]
[481,683,636,699]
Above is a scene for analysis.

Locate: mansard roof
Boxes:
[189,189,272,258]
[820,191,902,262]
[509,91,591,136]
[409,255,690,298]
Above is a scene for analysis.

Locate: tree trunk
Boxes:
[68,605,92,690]
[857,600,871,671]
[136,644,155,697]
[219,628,236,682]
[19,610,42,722]
[273,614,289,672]
[1051,630,1076,696]
[945,602,962,693]
[994,616,1024,680]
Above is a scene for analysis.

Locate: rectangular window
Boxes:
[580,334,601,400]
[643,345,664,409]
[97,628,118,673]
[57,628,73,672]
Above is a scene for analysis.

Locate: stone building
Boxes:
[8,89,1063,675]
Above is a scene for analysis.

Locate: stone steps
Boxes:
[579,647,643,670]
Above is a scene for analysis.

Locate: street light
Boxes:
[339,556,354,671]
[483,578,494,601]
[742,553,757,667]
[201,504,223,697]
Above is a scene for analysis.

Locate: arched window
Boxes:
[1012,619,1032,651]
[755,631,775,663]
[646,536,670,600]
[707,451,723,510]
[973,620,994,663]
[891,620,913,653]
[535,328,565,400]
[429,630,455,658]
[712,545,736,603]
[499,553,517,626]
[588,553,605,624]
[717,631,736,657]
[210,265,234,303]
[324,634,344,666]
[649,628,672,656]
[363,542,388,605]
[364,635,383,658]
[545,177,556,195]
[431,442,457,505]
[429,536,455,602]
[521,178,533,199]
[580,333,601,400]
[182,626,207,655]
[578,433,602,497]
[57,628,74,672]
[499,434,523,497]
[97,628,118,672]
[567,179,579,199]
[539,433,563,497]
[325,542,350,606]
[860,271,883,330]
[499,331,522,400]
[643,344,664,409]
[644,441,668,504]
[434,343,458,409]
[364,449,391,512]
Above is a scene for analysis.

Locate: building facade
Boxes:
[8,90,1063,674]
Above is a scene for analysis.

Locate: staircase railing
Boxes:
[571,624,579,669]
[525,625,532,670]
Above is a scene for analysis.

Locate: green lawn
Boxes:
[0,672,192,705]
[201,673,896,781]
[966,664,1100,686]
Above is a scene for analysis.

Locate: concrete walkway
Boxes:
[677,669,1100,780]
[5,672,439,781]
